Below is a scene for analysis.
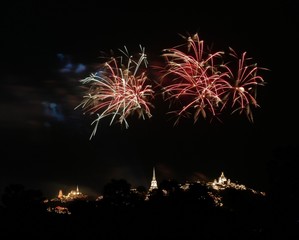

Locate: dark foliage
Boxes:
[1,177,298,240]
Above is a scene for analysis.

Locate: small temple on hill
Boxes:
[45,185,88,214]
[57,185,87,201]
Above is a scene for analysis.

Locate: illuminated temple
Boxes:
[149,167,158,191]
[211,172,231,190]
[43,169,266,214]
[46,185,88,214]
[49,185,88,203]
[57,185,87,201]
[210,172,246,191]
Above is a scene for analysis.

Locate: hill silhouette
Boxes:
[1,175,298,240]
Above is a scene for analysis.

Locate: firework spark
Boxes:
[221,47,267,122]
[75,45,154,139]
[159,33,268,124]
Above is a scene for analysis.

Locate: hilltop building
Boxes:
[209,172,263,193]
[46,185,88,214]
[52,185,88,202]
[149,167,158,191]
[211,172,233,190]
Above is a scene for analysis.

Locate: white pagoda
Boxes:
[149,167,158,191]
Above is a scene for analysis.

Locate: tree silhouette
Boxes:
[159,179,181,196]
[102,179,133,208]
[1,183,45,213]
[0,184,47,239]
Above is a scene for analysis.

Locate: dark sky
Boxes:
[1,1,298,198]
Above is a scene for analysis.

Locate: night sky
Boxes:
[1,1,298,199]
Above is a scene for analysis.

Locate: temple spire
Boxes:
[152,167,156,180]
[149,167,158,191]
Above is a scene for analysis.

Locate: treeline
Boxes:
[0,178,298,240]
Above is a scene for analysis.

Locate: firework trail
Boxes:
[221,47,268,122]
[75,45,154,139]
[159,33,268,124]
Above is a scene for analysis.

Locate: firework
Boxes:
[159,33,268,124]
[75,45,154,139]
[221,47,267,122]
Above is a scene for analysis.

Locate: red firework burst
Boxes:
[76,45,154,139]
[159,33,268,124]
[221,47,268,122]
